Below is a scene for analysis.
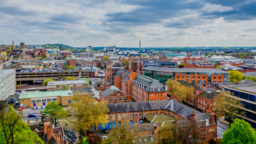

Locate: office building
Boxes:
[86,45,93,52]
[0,69,16,100]
[47,80,89,91]
[143,67,228,84]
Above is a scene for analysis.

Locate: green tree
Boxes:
[60,84,70,90]
[102,56,109,61]
[228,70,243,83]
[178,63,184,68]
[42,102,68,126]
[81,78,90,86]
[0,106,44,144]
[42,78,55,85]
[68,66,76,69]
[222,119,256,144]
[65,76,75,81]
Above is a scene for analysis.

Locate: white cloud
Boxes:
[202,4,233,12]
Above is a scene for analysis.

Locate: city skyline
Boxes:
[0,0,256,47]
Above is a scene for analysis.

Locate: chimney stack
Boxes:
[43,121,51,136]
[47,126,53,142]
[210,113,215,125]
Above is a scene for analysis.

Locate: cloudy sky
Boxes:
[0,0,256,47]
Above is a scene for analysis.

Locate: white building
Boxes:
[46,49,60,55]
[86,46,93,52]
[0,69,16,100]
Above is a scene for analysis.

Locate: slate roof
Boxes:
[133,75,166,92]
[107,100,201,118]
[197,80,205,87]
[198,91,219,99]
[129,123,155,132]
[238,79,256,85]
[100,87,123,97]
[112,62,124,67]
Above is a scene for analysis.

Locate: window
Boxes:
[112,115,115,119]
[198,104,200,108]
[135,120,137,124]
[198,76,200,79]
[37,99,41,103]
[193,76,195,79]
[177,76,180,78]
[219,76,221,79]
[155,94,157,96]
[201,105,202,109]
[123,114,126,118]
[118,114,121,118]
[130,113,133,117]
[140,112,143,116]
[42,99,46,102]
[130,120,133,125]
[135,113,138,117]
[203,76,205,79]
[161,94,162,97]
[192,80,195,84]
[21,100,24,102]
[198,99,200,102]
[182,76,185,78]
[213,76,216,79]
[109,98,112,102]
[204,106,205,110]
[52,98,57,102]
[31,100,36,103]
[204,101,205,104]
[201,99,202,103]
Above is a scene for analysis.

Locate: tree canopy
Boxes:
[60,84,71,90]
[65,76,75,81]
[81,78,90,85]
[42,78,55,85]
[213,91,245,126]
[42,102,68,126]
[102,56,109,61]
[0,106,44,144]
[166,79,194,101]
[122,59,129,70]
[69,92,109,133]
[68,66,76,69]
[222,119,256,144]
[228,70,242,83]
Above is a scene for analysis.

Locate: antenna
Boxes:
[139,39,141,51]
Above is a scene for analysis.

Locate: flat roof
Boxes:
[19,90,73,99]
[143,67,228,73]
[0,69,15,77]
[225,85,256,94]
[47,80,88,85]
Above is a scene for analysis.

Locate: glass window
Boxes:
[109,98,112,102]
[123,114,126,118]
[37,99,41,103]
[204,101,205,104]
[134,120,137,124]
[219,76,221,79]
[201,100,202,103]
[118,114,121,118]
[135,113,138,117]
[130,113,133,117]
[193,76,195,79]
[213,76,216,79]
[203,76,205,79]
[198,99,200,102]
[112,115,115,119]
[198,104,200,108]
[198,76,200,79]
[52,98,57,102]
[177,76,180,78]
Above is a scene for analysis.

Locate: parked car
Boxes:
[37,106,41,109]
[42,105,45,109]
[33,106,37,110]
[28,114,37,117]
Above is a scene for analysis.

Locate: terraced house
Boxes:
[143,67,228,85]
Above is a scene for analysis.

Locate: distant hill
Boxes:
[41,44,73,49]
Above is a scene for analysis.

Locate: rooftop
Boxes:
[47,80,88,85]
[19,90,73,99]
[143,67,228,73]
[0,69,15,76]
[225,84,256,94]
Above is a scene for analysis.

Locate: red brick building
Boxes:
[105,62,125,83]
[67,59,76,66]
[106,100,217,143]
[132,75,167,101]
[100,86,129,103]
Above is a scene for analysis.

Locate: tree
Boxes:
[81,78,90,85]
[102,56,109,61]
[221,119,256,144]
[213,91,245,126]
[42,78,55,85]
[103,119,138,144]
[122,59,129,70]
[178,63,184,68]
[65,76,75,81]
[6,49,11,55]
[0,106,44,144]
[42,102,68,126]
[68,66,76,69]
[69,93,109,134]
[60,84,70,90]
[166,79,194,101]
[228,70,242,83]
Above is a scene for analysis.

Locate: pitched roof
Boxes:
[107,100,201,118]
[143,67,228,73]
[198,91,219,99]
[178,81,202,90]
[133,75,166,92]
[72,87,93,94]
[238,79,256,85]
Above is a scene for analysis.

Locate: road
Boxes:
[22,115,42,122]
[217,120,229,139]
[90,85,100,100]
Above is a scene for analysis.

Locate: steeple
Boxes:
[12,41,15,51]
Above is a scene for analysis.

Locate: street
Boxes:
[90,85,100,100]
[217,120,229,139]
[22,115,42,122]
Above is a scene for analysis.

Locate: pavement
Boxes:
[217,120,229,139]
[22,108,44,115]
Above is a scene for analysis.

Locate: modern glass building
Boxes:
[143,67,229,84]
[225,85,256,128]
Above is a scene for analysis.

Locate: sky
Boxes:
[0,0,256,47]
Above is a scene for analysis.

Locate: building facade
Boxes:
[0,69,16,100]
[143,67,228,85]
[47,80,88,91]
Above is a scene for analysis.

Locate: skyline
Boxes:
[0,0,256,47]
